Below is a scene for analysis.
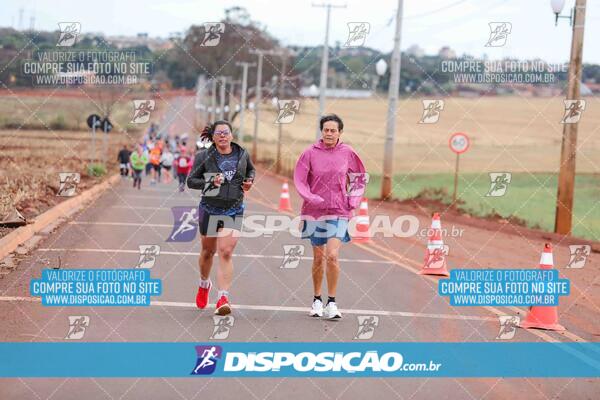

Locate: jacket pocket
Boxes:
[326,181,347,211]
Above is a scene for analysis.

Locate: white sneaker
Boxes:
[309,299,323,317]
[323,302,342,319]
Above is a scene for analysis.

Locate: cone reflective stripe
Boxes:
[278,180,292,211]
[419,212,450,276]
[352,198,371,243]
[520,243,565,331]
[429,214,443,244]
[539,244,553,267]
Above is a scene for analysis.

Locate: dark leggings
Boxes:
[133,169,143,187]
[178,173,187,187]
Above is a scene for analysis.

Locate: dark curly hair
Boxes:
[200,120,234,142]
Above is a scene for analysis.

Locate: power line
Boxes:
[404,0,471,20]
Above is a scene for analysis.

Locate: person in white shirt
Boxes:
[160,148,175,184]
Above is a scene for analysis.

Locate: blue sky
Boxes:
[3,0,600,63]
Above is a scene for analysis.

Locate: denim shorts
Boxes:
[301,218,351,247]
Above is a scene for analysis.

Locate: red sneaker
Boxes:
[195,281,212,309]
[215,295,231,315]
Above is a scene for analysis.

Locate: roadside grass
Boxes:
[365,173,600,241]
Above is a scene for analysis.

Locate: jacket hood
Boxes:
[312,139,346,151]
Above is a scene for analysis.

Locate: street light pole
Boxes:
[554,0,587,235]
[276,53,289,174]
[313,2,346,139]
[250,49,287,164]
[381,0,404,201]
[228,79,237,121]
[236,62,256,142]
[252,52,263,164]
[210,78,217,123]
[219,76,227,120]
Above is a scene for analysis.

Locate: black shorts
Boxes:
[132,169,143,179]
[197,206,244,236]
[152,163,161,171]
[162,165,172,171]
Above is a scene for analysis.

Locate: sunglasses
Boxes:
[213,129,231,137]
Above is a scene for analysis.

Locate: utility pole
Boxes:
[276,52,290,174]
[313,2,346,139]
[236,62,256,142]
[250,48,287,164]
[250,50,264,164]
[555,0,587,235]
[210,78,217,124]
[381,0,404,201]
[194,75,208,145]
[228,79,237,121]
[18,8,23,31]
[219,76,227,120]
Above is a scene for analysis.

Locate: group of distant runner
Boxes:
[117,123,195,191]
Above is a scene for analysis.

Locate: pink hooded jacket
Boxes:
[294,139,366,219]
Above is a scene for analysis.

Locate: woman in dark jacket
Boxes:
[187,120,255,315]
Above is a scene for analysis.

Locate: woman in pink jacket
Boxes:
[293,114,366,319]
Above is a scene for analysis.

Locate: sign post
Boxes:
[86,114,102,164]
[101,117,113,167]
[448,132,470,205]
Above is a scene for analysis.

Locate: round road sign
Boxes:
[449,132,470,154]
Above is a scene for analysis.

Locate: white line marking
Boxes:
[117,195,199,200]
[0,296,494,322]
[0,296,39,302]
[109,205,188,210]
[36,248,395,264]
[106,205,282,214]
[151,301,497,321]
[20,334,64,340]
[70,221,172,227]
[68,221,286,233]
[120,187,181,193]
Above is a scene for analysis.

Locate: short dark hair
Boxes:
[319,114,343,131]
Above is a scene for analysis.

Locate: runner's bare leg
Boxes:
[216,228,238,291]
[199,235,217,280]
[312,245,325,296]
[325,238,342,297]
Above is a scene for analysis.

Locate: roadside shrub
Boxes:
[86,163,107,177]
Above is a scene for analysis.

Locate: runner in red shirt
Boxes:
[175,148,192,192]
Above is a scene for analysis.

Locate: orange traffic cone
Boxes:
[519,243,565,331]
[278,180,293,211]
[419,213,450,277]
[353,198,372,243]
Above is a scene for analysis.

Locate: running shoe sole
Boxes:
[215,303,231,316]
[309,311,323,317]
[323,312,342,320]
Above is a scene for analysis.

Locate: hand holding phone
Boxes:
[213,173,223,187]
[242,177,254,191]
